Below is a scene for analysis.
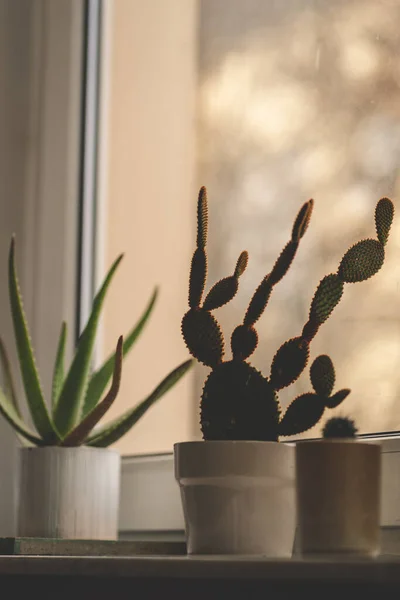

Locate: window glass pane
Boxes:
[99,0,400,454]
[198,0,400,437]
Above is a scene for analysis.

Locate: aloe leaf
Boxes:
[86,359,193,447]
[9,238,59,443]
[51,322,67,412]
[82,288,158,419]
[53,254,124,436]
[0,384,43,445]
[0,337,30,446]
[62,337,123,446]
[0,337,21,417]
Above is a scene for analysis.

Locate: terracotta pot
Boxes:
[18,446,121,539]
[296,440,381,556]
[174,440,295,556]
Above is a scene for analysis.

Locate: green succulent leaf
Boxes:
[310,274,344,325]
[53,254,124,437]
[82,288,158,419]
[270,337,310,391]
[9,237,59,443]
[181,309,224,367]
[0,384,43,445]
[279,392,325,436]
[51,322,67,411]
[375,197,394,246]
[325,388,351,409]
[338,239,385,283]
[86,359,193,447]
[62,337,123,446]
[310,354,335,397]
[0,337,21,418]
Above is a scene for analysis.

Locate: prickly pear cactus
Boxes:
[181,189,394,441]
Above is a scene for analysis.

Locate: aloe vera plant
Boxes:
[182,188,394,441]
[0,238,192,446]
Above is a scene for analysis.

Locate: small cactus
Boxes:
[323,417,358,439]
[182,189,394,441]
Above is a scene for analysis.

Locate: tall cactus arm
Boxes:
[231,200,313,362]
[189,187,208,309]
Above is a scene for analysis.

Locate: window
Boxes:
[2,0,400,540]
[97,0,400,455]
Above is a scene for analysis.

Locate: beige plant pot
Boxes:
[296,440,381,556]
[18,446,121,540]
[174,440,296,556]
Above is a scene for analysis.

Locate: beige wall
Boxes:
[99,0,198,455]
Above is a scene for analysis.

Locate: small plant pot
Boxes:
[296,440,381,556]
[174,440,295,556]
[18,446,121,540]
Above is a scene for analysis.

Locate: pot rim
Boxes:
[19,445,120,456]
[174,440,294,452]
[295,439,381,447]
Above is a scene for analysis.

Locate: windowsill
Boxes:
[0,554,400,582]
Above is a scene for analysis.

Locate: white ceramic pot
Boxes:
[18,446,121,540]
[174,440,295,556]
[296,440,381,556]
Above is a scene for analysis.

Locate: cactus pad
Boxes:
[203,277,239,311]
[189,248,207,309]
[310,355,335,397]
[203,251,248,311]
[325,388,351,409]
[323,416,357,438]
[197,187,208,248]
[201,361,279,440]
[268,241,299,285]
[181,309,224,367]
[234,251,249,278]
[292,199,314,241]
[338,239,385,283]
[231,324,258,360]
[375,197,394,246]
[301,319,320,343]
[279,392,324,436]
[270,337,310,390]
[310,274,344,325]
[244,276,272,326]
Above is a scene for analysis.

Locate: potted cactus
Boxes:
[0,238,192,540]
[174,188,393,556]
[296,413,381,557]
